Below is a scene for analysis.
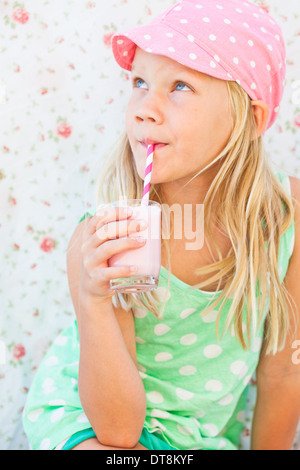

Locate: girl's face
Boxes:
[126,47,233,188]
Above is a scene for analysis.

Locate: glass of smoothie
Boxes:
[108,199,161,293]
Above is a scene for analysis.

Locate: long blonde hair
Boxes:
[96,80,296,355]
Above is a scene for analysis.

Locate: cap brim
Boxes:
[112,23,236,81]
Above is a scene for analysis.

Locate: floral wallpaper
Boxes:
[0,0,299,450]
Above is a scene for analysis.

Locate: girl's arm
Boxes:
[251,176,300,450]
[67,216,147,449]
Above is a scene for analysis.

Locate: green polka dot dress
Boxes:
[23,172,295,450]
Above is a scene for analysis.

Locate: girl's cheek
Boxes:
[125,107,133,134]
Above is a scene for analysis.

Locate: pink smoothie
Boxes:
[108,203,161,278]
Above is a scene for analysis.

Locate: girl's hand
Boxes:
[79,206,147,305]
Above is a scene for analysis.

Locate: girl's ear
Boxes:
[250,100,270,139]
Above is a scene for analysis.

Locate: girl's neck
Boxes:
[159,158,223,208]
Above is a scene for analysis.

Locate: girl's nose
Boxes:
[134,93,164,125]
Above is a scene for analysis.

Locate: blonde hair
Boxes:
[96,80,296,355]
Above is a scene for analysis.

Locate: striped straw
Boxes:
[141,144,154,205]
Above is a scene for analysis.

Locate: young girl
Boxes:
[23,0,300,450]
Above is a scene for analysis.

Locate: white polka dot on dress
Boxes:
[76,413,89,423]
[201,310,218,323]
[218,438,228,449]
[155,352,173,362]
[177,424,194,436]
[50,407,64,423]
[180,333,197,345]
[40,438,51,450]
[147,391,164,404]
[27,408,44,422]
[218,394,233,406]
[230,361,248,379]
[202,423,219,436]
[45,356,59,366]
[176,387,194,400]
[151,409,170,419]
[154,324,170,335]
[180,308,196,319]
[205,379,223,392]
[42,378,57,395]
[203,344,222,358]
[179,365,197,376]
[252,337,262,352]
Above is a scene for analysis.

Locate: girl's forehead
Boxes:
[132,47,212,83]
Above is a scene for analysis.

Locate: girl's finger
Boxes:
[82,206,133,242]
[93,218,147,246]
[89,264,138,283]
[85,236,146,270]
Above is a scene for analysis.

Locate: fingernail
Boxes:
[134,237,146,243]
[130,266,137,272]
[138,221,147,230]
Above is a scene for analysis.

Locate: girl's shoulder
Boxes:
[273,170,294,191]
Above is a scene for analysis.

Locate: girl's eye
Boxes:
[175,82,191,91]
[133,78,147,89]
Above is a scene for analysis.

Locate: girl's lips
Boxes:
[139,141,167,150]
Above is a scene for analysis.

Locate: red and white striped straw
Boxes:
[141,144,154,205]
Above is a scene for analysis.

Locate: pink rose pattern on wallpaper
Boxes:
[0,0,299,450]
[12,8,30,25]
[56,122,72,139]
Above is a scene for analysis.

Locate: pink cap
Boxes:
[112,0,286,131]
